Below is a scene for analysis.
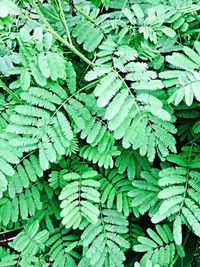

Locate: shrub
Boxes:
[0,0,199,266]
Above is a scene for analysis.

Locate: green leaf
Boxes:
[0,0,19,18]
[173,215,182,245]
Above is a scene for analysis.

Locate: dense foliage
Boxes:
[0,0,200,266]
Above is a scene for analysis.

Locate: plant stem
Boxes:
[20,13,49,30]
[56,0,73,45]
[0,227,23,235]
[74,4,106,40]
[29,0,95,67]
[0,237,15,243]
[74,5,95,23]
[169,231,190,267]
[65,0,96,23]
[0,79,22,103]
[38,1,60,21]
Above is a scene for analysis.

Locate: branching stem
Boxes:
[0,79,22,103]
[29,0,94,66]
[169,231,190,267]
[56,0,73,45]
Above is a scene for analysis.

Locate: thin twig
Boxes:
[0,79,22,103]
[0,237,15,243]
[57,0,73,45]
[28,0,94,66]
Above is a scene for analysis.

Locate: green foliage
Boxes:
[0,0,19,18]
[80,209,130,266]
[0,156,43,225]
[134,260,160,267]
[160,42,200,106]
[98,168,133,216]
[134,224,185,266]
[90,0,110,10]
[46,227,80,266]
[11,220,49,255]
[152,163,200,244]
[0,0,200,266]
[0,137,20,197]
[128,169,161,216]
[85,40,177,162]
[59,170,101,228]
